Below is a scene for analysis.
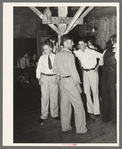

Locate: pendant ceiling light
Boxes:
[92,8,95,32]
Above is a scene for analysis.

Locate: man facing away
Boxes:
[36,41,60,125]
[53,35,88,134]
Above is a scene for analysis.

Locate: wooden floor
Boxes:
[14,82,117,144]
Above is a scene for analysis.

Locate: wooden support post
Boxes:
[58,34,61,51]
[64,6,85,34]
[29,7,61,35]
[58,7,68,36]
[81,6,94,18]
[29,6,94,45]
[58,7,68,51]
[68,23,77,33]
[65,7,94,34]
[42,16,83,24]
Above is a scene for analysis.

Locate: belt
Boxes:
[61,76,71,78]
[41,73,56,76]
[84,67,95,71]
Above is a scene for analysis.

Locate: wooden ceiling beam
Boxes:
[80,6,94,18]
[66,6,94,32]
[64,6,86,34]
[42,17,83,24]
[29,7,61,35]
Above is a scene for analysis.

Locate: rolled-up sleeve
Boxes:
[94,50,102,59]
[36,57,42,79]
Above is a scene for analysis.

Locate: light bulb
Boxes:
[92,28,95,32]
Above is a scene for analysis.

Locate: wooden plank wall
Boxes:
[96,16,116,50]
[85,15,116,50]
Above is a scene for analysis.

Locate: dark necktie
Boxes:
[48,55,52,69]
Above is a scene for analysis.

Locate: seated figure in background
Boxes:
[29,53,38,84]
[30,53,38,66]
[17,52,30,83]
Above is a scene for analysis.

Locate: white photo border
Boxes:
[3,2,120,146]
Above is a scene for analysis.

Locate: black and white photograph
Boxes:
[3,2,119,146]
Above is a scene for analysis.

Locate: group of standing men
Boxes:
[36,34,117,134]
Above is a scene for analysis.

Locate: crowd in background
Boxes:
[15,53,38,84]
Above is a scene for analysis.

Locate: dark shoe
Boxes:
[95,114,100,118]
[87,117,96,122]
[87,113,96,122]
[89,113,96,119]
[53,116,60,120]
[85,129,92,134]
[37,118,44,125]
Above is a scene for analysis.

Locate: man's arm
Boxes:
[98,50,107,66]
[36,57,42,80]
[36,57,44,85]
[93,50,104,71]
[94,50,103,59]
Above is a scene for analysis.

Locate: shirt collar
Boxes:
[113,43,117,48]
[78,47,88,53]
[49,53,53,56]
[46,53,54,56]
[61,48,72,53]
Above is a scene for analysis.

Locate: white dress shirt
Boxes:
[112,43,117,60]
[36,53,56,79]
[74,48,102,69]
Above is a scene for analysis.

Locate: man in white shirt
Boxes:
[36,41,60,125]
[74,38,103,120]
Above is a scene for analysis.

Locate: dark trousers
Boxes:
[101,70,116,123]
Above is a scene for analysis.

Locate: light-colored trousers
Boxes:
[59,77,87,133]
[40,75,59,119]
[83,70,100,115]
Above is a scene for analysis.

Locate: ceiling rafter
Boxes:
[29,7,61,35]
